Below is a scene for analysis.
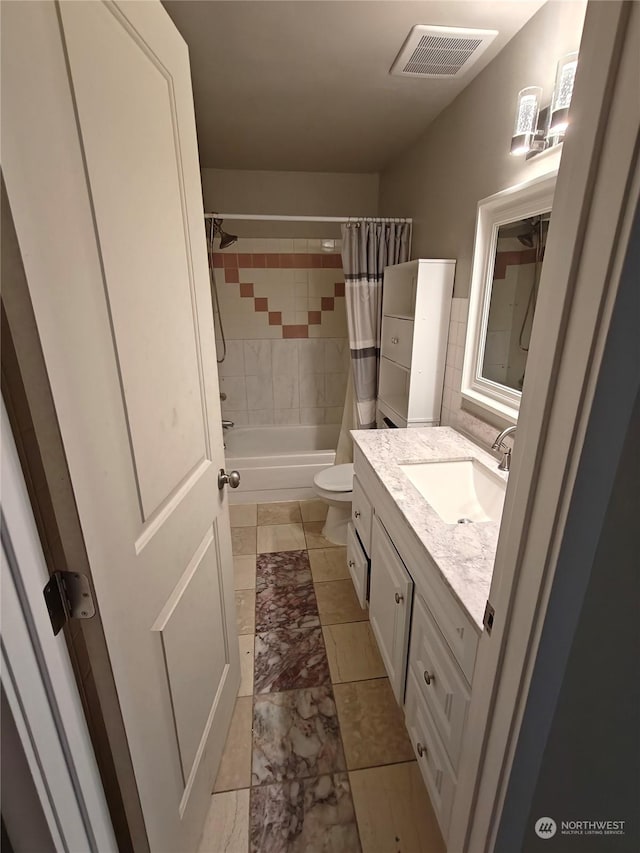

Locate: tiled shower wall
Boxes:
[212,238,349,426]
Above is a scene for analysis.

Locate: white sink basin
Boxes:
[399,458,505,524]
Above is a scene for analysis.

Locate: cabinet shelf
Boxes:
[378,358,410,422]
[377,259,455,428]
[380,355,409,374]
[384,312,414,321]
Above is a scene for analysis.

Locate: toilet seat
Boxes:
[314,463,354,493]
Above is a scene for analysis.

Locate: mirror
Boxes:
[462,172,557,423]
[482,214,550,391]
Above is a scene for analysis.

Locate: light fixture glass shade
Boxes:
[549,51,578,134]
[510,86,542,155]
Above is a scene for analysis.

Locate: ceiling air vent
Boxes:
[390,25,498,79]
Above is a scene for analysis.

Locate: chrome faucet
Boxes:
[492,426,516,472]
[222,419,235,430]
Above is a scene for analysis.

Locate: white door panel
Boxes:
[2,2,239,850]
[59,0,209,519]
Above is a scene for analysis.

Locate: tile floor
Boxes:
[198,500,445,853]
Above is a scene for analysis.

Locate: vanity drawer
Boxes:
[351,475,373,555]
[405,671,456,840]
[346,523,368,609]
[409,593,470,770]
[418,562,479,685]
[381,316,413,369]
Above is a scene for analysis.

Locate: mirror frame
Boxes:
[462,171,558,423]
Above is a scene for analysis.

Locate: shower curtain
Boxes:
[335,220,410,463]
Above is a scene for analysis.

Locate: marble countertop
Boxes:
[351,427,508,629]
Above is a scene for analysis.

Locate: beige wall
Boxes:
[379,0,586,444]
[378,0,586,300]
[201,168,379,238]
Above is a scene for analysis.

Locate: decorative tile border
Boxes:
[212,252,346,339]
[212,252,343,270]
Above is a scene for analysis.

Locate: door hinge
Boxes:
[43,571,95,636]
[483,600,495,635]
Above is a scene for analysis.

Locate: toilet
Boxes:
[312,463,354,545]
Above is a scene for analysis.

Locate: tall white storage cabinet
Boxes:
[377,259,455,428]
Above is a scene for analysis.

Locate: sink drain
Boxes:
[457,517,473,524]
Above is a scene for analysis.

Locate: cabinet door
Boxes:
[346,523,368,609]
[369,516,413,703]
[352,475,373,554]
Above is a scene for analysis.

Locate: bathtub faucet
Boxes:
[222,419,235,430]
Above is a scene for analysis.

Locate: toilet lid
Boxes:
[315,463,354,492]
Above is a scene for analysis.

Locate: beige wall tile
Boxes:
[237,633,254,697]
[217,340,245,378]
[233,555,257,591]
[325,406,344,424]
[349,762,445,853]
[248,409,274,425]
[198,789,250,853]
[298,339,325,373]
[213,697,253,793]
[303,521,340,550]
[229,503,257,528]
[309,547,348,582]
[299,499,328,523]
[334,679,414,770]
[235,590,256,635]
[300,407,325,424]
[219,376,248,411]
[274,408,301,425]
[315,580,367,625]
[323,623,386,683]
[231,527,257,556]
[256,522,306,552]
[257,501,302,525]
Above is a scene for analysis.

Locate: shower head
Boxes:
[517,232,534,248]
[212,217,238,250]
[516,216,542,247]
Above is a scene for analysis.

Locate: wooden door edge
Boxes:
[1,179,150,853]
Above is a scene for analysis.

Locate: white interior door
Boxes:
[1,2,239,850]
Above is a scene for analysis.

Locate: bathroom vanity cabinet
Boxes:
[346,429,503,843]
[377,259,455,429]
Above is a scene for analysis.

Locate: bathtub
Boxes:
[224,424,340,504]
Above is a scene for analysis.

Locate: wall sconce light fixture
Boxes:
[549,51,578,135]
[510,86,543,156]
[510,51,578,159]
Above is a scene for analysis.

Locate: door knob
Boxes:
[423,670,434,686]
[391,336,399,344]
[354,510,361,518]
[218,468,241,490]
[395,592,403,604]
[416,742,426,758]
[348,560,355,568]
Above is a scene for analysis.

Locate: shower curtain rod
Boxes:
[203,213,412,224]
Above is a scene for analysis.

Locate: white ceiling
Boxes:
[163,0,546,173]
